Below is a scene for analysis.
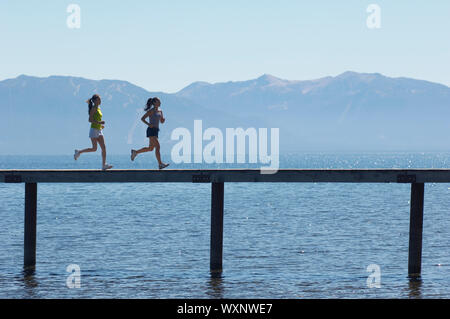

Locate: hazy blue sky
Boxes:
[1,0,449,92]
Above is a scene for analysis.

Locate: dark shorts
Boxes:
[147,127,160,138]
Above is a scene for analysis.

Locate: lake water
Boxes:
[1,152,450,299]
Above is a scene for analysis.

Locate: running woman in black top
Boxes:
[131,97,169,169]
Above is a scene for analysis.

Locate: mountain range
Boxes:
[1,72,450,155]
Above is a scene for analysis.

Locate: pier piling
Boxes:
[210,182,224,273]
[24,183,37,269]
[408,183,425,277]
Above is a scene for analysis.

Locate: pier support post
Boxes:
[24,183,37,269]
[408,183,424,278]
[210,182,224,273]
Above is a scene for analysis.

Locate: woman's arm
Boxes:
[141,109,154,127]
[160,110,165,124]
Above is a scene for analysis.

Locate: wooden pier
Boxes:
[1,168,448,277]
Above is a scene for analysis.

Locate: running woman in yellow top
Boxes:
[74,94,113,170]
[131,97,169,169]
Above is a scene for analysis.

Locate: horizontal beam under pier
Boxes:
[2,169,450,184]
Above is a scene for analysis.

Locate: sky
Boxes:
[0,0,449,93]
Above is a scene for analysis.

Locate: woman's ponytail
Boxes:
[145,98,154,112]
[86,98,94,115]
[87,94,100,114]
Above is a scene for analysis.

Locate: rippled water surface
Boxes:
[1,152,450,298]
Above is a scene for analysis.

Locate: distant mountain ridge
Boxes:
[1,72,450,155]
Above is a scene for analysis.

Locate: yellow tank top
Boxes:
[91,107,103,130]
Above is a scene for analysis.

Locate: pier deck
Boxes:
[1,168,442,277]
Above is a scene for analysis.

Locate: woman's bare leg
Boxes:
[78,138,98,155]
[97,135,107,167]
[152,137,163,165]
[135,138,155,155]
